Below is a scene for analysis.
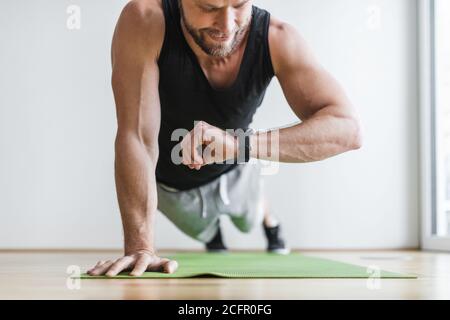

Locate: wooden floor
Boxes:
[1,250,449,299]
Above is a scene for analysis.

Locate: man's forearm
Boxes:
[250,112,362,163]
[114,136,158,254]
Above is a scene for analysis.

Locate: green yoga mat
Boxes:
[80,252,417,279]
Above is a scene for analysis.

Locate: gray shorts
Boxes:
[156,162,264,243]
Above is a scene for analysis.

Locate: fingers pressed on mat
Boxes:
[129,255,152,276]
[87,260,105,273]
[165,260,179,273]
[105,256,134,277]
[88,260,114,276]
[148,258,178,274]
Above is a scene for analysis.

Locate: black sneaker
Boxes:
[263,222,290,255]
[205,225,228,253]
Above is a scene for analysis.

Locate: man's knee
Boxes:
[234,197,265,233]
[231,212,260,234]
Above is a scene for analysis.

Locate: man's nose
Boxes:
[216,8,236,35]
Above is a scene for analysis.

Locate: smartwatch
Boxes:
[243,128,254,163]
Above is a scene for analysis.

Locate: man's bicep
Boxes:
[111,2,163,148]
[270,22,353,121]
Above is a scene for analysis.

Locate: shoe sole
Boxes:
[267,248,291,255]
[206,249,228,253]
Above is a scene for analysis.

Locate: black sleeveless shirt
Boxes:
[156,0,274,190]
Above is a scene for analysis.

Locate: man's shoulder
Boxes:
[113,0,165,58]
[119,0,165,30]
[267,16,311,75]
[268,16,293,39]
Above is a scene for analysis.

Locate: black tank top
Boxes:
[156,0,274,190]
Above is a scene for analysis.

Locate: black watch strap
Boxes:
[244,128,254,163]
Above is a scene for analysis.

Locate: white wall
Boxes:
[0,0,419,250]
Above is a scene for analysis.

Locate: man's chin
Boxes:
[207,39,233,50]
[201,42,232,57]
[207,47,234,58]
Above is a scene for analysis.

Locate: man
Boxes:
[87,0,363,277]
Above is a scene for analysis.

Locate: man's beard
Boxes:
[179,1,252,58]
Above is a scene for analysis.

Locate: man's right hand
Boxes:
[86,250,178,277]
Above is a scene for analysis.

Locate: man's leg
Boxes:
[262,197,279,228]
[205,217,228,253]
[261,194,290,255]
[156,182,221,244]
[218,163,290,254]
